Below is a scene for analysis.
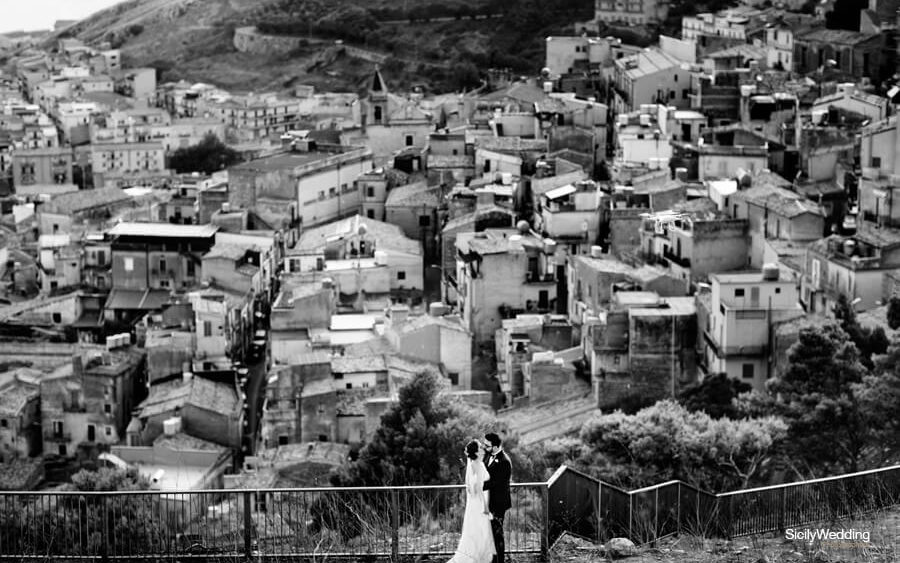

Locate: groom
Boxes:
[483,432,511,563]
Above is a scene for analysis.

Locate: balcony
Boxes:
[662,249,691,268]
[703,330,767,358]
[43,431,71,442]
[525,272,556,284]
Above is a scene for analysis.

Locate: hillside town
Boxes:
[0,0,897,503]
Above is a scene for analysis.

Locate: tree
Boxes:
[332,369,505,487]
[0,468,162,556]
[854,338,900,461]
[887,296,900,330]
[767,323,870,477]
[678,373,752,419]
[168,134,242,175]
[832,294,888,368]
[579,400,786,491]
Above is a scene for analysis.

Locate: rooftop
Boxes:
[711,270,790,284]
[733,182,824,218]
[138,376,240,419]
[294,214,421,255]
[616,48,682,80]
[108,222,218,239]
[41,187,132,215]
[797,28,880,45]
[385,181,440,208]
[230,147,355,173]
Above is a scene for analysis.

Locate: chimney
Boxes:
[72,354,83,379]
[387,304,409,326]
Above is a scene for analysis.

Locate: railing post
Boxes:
[541,484,550,561]
[654,488,659,543]
[596,481,602,543]
[627,494,633,540]
[676,483,681,535]
[779,487,787,532]
[390,488,399,562]
[243,490,253,561]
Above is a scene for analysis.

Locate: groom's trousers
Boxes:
[490,511,506,563]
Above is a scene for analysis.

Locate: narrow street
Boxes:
[241,352,267,457]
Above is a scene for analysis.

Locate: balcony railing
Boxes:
[662,249,690,268]
[0,464,896,560]
[0,483,548,560]
[525,272,556,284]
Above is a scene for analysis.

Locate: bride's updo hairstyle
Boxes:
[465,440,480,460]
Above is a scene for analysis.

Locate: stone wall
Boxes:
[234,26,307,55]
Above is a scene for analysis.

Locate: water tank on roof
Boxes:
[761,263,780,281]
[736,168,752,188]
[374,250,388,266]
[516,220,531,234]
[501,172,513,185]
[639,114,651,127]
[543,238,557,254]
[843,239,856,256]
[429,302,448,317]
[590,245,604,258]
[675,167,688,181]
[322,277,334,289]
[163,417,182,436]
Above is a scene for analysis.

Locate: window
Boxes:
[104,404,111,414]
[398,271,406,280]
[96,250,106,266]
[186,259,195,277]
[367,186,375,197]
[59,445,67,456]
[160,280,170,288]
[329,187,336,198]
[613,355,620,365]
[775,287,781,294]
[373,105,382,123]
[872,157,882,168]
[105,427,112,436]
[317,403,325,415]
[318,191,325,201]
[418,215,431,227]
[405,135,414,146]
[742,364,755,379]
[52,312,62,323]
[449,372,459,385]
[346,383,353,390]
[159,258,167,272]
[734,288,745,297]
[367,209,375,219]
[204,320,212,337]
[278,435,289,446]
[484,159,491,173]
[124,257,134,271]
[0,419,6,428]
[682,89,689,100]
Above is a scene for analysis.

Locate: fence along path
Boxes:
[547,463,900,546]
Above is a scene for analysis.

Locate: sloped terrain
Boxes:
[51,0,595,93]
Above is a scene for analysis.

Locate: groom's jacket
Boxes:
[483,451,512,514]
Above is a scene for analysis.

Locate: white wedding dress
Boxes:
[448,459,496,563]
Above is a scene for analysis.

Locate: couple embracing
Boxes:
[448,432,511,563]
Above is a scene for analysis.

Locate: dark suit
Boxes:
[484,450,511,563]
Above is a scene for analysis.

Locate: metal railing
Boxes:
[547,463,900,546]
[1,464,898,559]
[0,483,548,561]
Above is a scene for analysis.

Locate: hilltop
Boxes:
[48,0,596,93]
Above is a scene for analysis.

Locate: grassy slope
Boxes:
[58,0,593,94]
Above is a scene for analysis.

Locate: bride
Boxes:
[448,439,496,563]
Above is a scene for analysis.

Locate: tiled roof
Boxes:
[797,28,880,45]
[385,181,440,208]
[138,377,240,419]
[295,214,421,255]
[41,187,131,215]
[616,48,682,79]
[734,183,824,218]
[331,356,387,374]
[0,382,38,416]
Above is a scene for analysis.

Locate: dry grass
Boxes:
[549,509,900,563]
